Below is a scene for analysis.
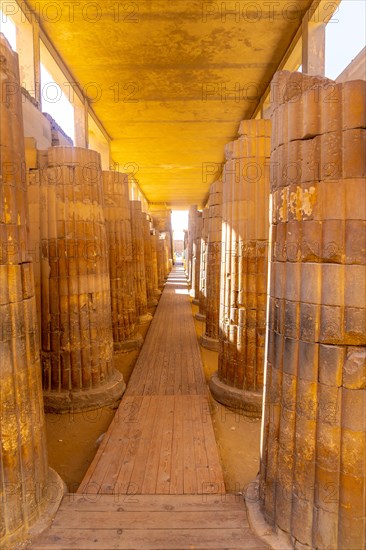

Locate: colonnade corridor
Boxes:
[31,267,267,549]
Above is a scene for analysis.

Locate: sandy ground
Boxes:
[44,300,261,497]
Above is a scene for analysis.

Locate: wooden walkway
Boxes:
[32,267,268,549]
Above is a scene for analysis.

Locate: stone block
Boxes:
[315,466,340,513]
[318,344,344,387]
[284,300,299,339]
[313,507,339,550]
[321,219,344,263]
[342,347,366,389]
[345,220,366,264]
[321,264,344,306]
[320,131,342,182]
[303,87,322,139]
[340,428,365,476]
[341,387,366,431]
[291,496,313,546]
[301,220,322,262]
[298,341,319,383]
[317,383,341,426]
[344,307,366,345]
[316,422,341,474]
[342,79,366,130]
[320,82,342,135]
[343,128,366,178]
[300,263,321,304]
[283,337,298,375]
[299,302,320,342]
[338,506,366,550]
[319,305,343,344]
[301,137,320,183]
[344,264,366,307]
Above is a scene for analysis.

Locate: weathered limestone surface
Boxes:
[0,34,64,548]
[210,120,271,416]
[200,179,223,351]
[150,207,173,272]
[150,229,162,296]
[187,205,197,285]
[142,213,158,307]
[28,147,125,412]
[195,208,209,321]
[162,233,171,279]
[130,201,151,323]
[157,234,167,288]
[102,171,142,351]
[191,210,203,303]
[259,71,366,550]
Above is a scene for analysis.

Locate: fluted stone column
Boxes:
[28,147,125,412]
[191,210,202,304]
[187,205,198,284]
[156,234,166,288]
[259,71,366,550]
[162,233,171,278]
[130,201,152,324]
[102,171,142,351]
[150,229,162,296]
[209,120,271,416]
[142,213,158,307]
[195,208,209,321]
[200,179,223,351]
[149,208,173,272]
[0,34,64,548]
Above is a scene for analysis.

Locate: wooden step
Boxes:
[31,494,268,549]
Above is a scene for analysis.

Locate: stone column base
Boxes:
[114,332,143,352]
[43,370,126,413]
[138,312,153,324]
[1,468,65,550]
[200,334,219,351]
[194,312,206,322]
[209,371,262,417]
[244,479,292,550]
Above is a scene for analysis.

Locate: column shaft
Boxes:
[0,34,63,548]
[32,147,125,412]
[260,71,366,550]
[200,179,223,351]
[210,119,271,416]
[102,171,142,351]
[130,201,151,323]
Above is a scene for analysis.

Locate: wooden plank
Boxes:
[183,396,198,494]
[60,493,247,512]
[77,396,144,495]
[105,395,151,494]
[32,528,265,549]
[155,395,174,494]
[169,395,184,494]
[127,395,160,493]
[51,509,247,529]
[140,397,168,493]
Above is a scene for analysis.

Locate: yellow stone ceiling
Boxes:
[27,0,313,207]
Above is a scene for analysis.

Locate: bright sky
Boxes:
[0,9,16,50]
[325,0,366,79]
[171,210,188,241]
[40,64,75,142]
